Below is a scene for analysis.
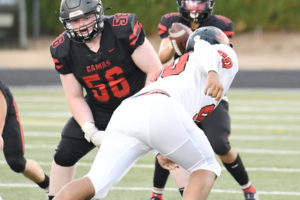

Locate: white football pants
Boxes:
[86,94,221,199]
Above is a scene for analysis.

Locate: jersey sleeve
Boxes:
[158,12,180,39]
[193,40,219,73]
[216,44,239,94]
[109,13,146,54]
[50,32,72,75]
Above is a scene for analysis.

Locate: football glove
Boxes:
[81,122,104,147]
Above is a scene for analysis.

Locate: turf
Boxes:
[0,87,299,200]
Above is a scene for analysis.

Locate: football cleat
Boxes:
[149,193,163,200]
[150,197,161,200]
[244,191,259,200]
[243,184,259,200]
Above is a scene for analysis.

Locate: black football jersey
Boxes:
[158,12,234,42]
[50,13,146,112]
[0,80,12,110]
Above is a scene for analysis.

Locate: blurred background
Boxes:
[0,2,300,199]
[0,0,299,87]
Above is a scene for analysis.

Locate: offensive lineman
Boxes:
[150,1,258,200]
[48,0,162,199]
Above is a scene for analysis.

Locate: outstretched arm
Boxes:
[205,71,224,101]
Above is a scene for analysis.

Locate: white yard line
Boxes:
[231,114,300,121]
[19,145,300,155]
[230,99,300,106]
[232,124,300,130]
[231,106,300,112]
[23,131,300,141]
[17,111,300,120]
[20,122,300,130]
[0,183,299,196]
[1,161,300,173]
[230,135,300,141]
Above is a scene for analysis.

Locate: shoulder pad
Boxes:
[215,15,234,42]
[50,32,71,59]
[107,13,143,39]
[158,12,180,37]
[50,32,72,73]
[215,15,234,31]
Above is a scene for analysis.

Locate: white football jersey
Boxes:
[137,40,238,122]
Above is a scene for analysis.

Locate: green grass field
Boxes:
[0,87,300,200]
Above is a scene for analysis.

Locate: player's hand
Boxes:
[81,122,104,147]
[0,136,4,151]
[157,154,179,170]
[205,71,224,101]
[90,130,104,147]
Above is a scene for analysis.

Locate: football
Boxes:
[168,23,192,55]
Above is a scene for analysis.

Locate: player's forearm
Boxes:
[158,39,175,64]
[158,47,174,64]
[68,97,95,127]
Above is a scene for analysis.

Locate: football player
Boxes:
[52,26,238,200]
[0,80,49,192]
[151,1,258,200]
[47,0,162,199]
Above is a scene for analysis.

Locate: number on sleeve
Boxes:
[193,104,215,122]
[151,52,191,82]
[217,50,233,69]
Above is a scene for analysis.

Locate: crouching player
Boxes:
[53,26,238,200]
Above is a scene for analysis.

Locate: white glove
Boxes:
[81,122,104,147]
[90,130,104,147]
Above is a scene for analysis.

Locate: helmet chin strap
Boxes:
[60,1,105,43]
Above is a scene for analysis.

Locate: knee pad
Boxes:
[210,138,231,155]
[54,148,78,167]
[6,153,26,173]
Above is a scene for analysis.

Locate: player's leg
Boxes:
[148,96,221,200]
[48,118,95,200]
[23,159,49,189]
[2,93,49,190]
[150,158,170,200]
[54,97,152,200]
[199,100,258,199]
[53,176,95,200]
[48,161,76,199]
[183,169,216,200]
[169,165,190,196]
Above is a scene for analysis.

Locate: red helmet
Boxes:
[177,0,215,23]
